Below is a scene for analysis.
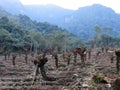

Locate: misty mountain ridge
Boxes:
[24,4,74,22]
[0,0,25,14]
[0,0,120,40]
[60,4,120,39]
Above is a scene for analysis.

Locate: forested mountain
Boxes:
[59,4,120,39]
[0,8,81,52]
[0,0,24,14]
[1,0,120,49]
[1,0,120,40]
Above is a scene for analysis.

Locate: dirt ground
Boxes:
[0,49,119,90]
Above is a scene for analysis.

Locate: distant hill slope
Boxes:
[24,4,74,23]
[1,0,120,40]
[0,7,68,35]
[0,0,74,22]
[0,7,79,51]
[59,4,120,39]
[0,0,25,14]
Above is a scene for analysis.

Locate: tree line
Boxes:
[0,15,83,54]
[0,11,120,54]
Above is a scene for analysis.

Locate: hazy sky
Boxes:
[20,0,120,13]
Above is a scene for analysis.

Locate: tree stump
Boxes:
[33,55,55,83]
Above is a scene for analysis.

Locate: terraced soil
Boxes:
[0,50,118,90]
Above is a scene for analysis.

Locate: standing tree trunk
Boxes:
[24,45,29,64]
[88,49,91,59]
[32,64,39,84]
[52,53,59,69]
[81,55,85,66]
[73,52,77,64]
[34,64,39,77]
[4,52,7,60]
[25,55,28,64]
[55,56,58,68]
[115,50,120,74]
[24,50,28,64]
[40,66,48,80]
[12,54,16,66]
[67,53,71,66]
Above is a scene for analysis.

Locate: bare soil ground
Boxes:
[0,50,119,90]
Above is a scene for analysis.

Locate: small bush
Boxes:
[92,73,105,84]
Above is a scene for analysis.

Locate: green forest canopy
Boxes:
[0,7,120,53]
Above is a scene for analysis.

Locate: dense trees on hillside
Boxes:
[88,25,120,48]
[0,15,83,53]
[0,7,120,54]
[1,3,120,40]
